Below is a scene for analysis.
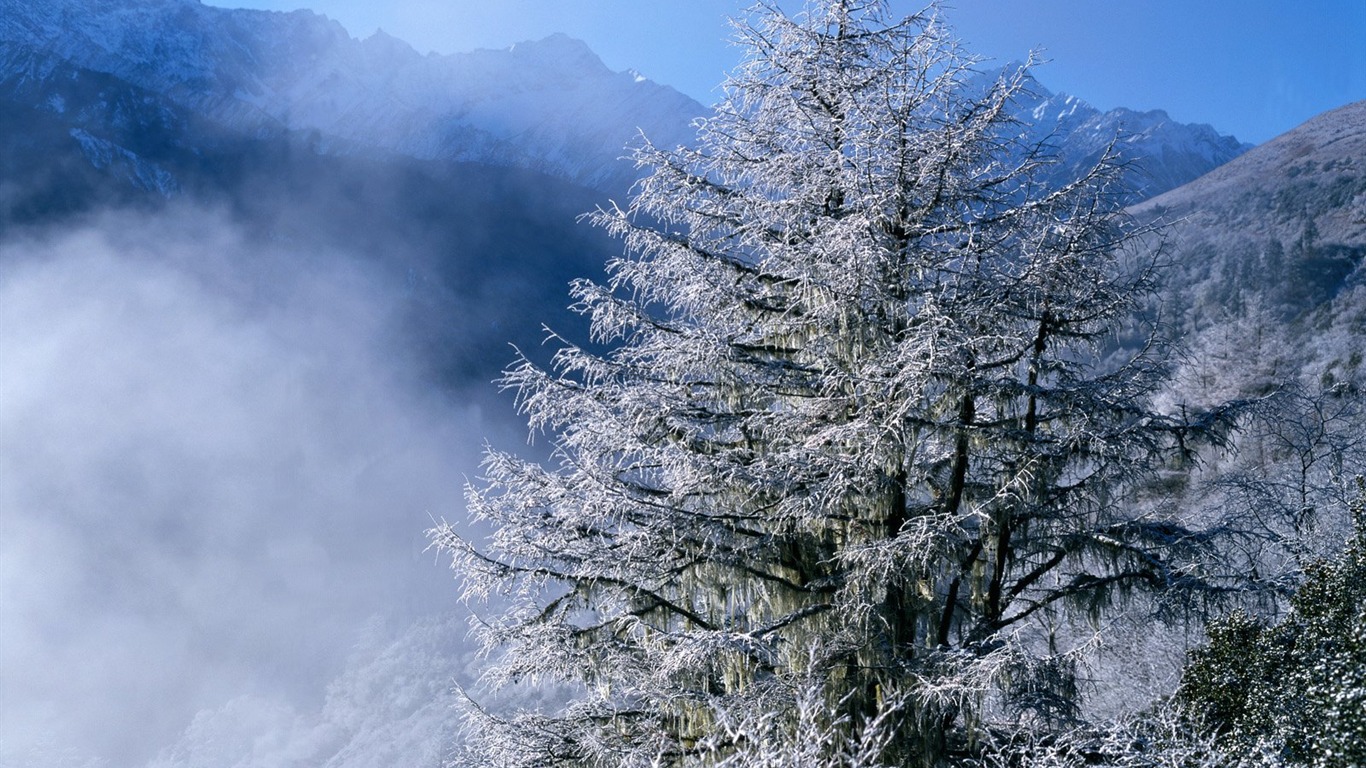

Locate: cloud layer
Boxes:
[0,208,498,765]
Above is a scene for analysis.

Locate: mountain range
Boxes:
[1001,68,1253,200]
[0,0,1263,390]
[1,0,701,194]
[3,0,1251,214]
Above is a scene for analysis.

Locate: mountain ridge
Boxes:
[1133,100,1366,248]
[0,0,706,192]
[971,64,1253,200]
[2,0,1251,201]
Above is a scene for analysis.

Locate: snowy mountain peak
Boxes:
[506,32,607,74]
[968,64,1251,200]
[361,28,417,55]
[1,0,705,191]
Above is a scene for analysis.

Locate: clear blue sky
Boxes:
[206,0,1365,145]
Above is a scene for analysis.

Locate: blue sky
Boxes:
[211,0,1362,146]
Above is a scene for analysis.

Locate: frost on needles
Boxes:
[427,2,1257,765]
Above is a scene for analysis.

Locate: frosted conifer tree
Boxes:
[431,2,1242,765]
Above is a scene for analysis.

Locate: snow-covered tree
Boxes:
[430,2,1242,765]
[1164,297,1366,596]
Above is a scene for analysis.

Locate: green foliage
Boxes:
[1177,479,1366,766]
[1177,610,1272,738]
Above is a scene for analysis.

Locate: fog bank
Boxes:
[0,208,500,765]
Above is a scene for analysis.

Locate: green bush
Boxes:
[1178,479,1366,767]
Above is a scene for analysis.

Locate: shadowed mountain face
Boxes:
[197,147,617,387]
[1,0,659,391]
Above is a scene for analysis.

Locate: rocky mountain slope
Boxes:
[1134,100,1366,257]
